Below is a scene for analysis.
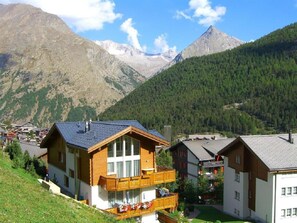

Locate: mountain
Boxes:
[95,40,177,78]
[0,4,145,126]
[100,23,297,137]
[173,26,243,63]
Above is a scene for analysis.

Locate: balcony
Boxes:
[99,167,176,191]
[105,193,178,220]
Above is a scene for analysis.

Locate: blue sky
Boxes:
[1,0,297,53]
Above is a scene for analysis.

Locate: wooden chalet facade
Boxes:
[41,120,177,223]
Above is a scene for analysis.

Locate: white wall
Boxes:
[48,164,66,190]
[254,175,273,223]
[274,173,297,223]
[141,186,156,202]
[142,212,158,223]
[66,147,75,195]
[187,151,198,181]
[223,157,249,219]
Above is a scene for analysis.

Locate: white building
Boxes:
[219,133,297,223]
[41,120,177,223]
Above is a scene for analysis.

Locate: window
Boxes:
[281,187,286,196]
[69,169,74,178]
[235,191,240,201]
[133,139,140,155]
[125,136,132,156]
[58,152,64,163]
[116,138,123,157]
[108,162,114,174]
[235,155,241,164]
[64,175,69,187]
[293,187,297,195]
[293,208,297,216]
[281,209,286,217]
[287,208,292,217]
[108,144,114,157]
[134,160,140,176]
[235,173,240,182]
[287,187,292,195]
[107,136,140,177]
[108,189,140,208]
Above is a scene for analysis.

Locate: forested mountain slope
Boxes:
[100,23,297,137]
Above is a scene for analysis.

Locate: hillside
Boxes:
[0,4,144,126]
[100,23,297,137]
[0,153,126,223]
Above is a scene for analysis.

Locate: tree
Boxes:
[156,149,173,168]
[6,140,23,161]
[197,173,209,196]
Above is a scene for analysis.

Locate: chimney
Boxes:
[289,130,294,144]
[85,121,89,132]
[163,125,172,143]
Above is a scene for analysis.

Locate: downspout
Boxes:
[273,173,277,223]
[74,149,80,200]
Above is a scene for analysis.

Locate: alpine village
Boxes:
[1,3,297,223]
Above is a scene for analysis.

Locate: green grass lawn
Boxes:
[191,205,251,223]
[0,152,125,223]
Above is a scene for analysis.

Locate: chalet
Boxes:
[169,139,233,181]
[40,120,177,223]
[218,133,297,223]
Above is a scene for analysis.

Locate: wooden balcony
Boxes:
[105,193,178,220]
[99,168,176,191]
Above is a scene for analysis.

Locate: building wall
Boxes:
[66,146,75,195]
[48,133,66,171]
[141,212,158,223]
[274,173,297,223]
[253,174,273,223]
[223,157,249,219]
[188,150,198,182]
[48,163,67,191]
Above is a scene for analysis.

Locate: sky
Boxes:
[1,0,297,54]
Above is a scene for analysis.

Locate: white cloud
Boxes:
[120,18,143,51]
[176,0,226,27]
[154,34,177,54]
[1,0,122,32]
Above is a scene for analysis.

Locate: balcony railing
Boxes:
[99,168,176,191]
[105,193,178,220]
[203,160,223,168]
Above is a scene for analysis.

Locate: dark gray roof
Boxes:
[53,120,166,150]
[20,142,47,158]
[240,134,297,171]
[182,141,213,161]
[202,138,234,155]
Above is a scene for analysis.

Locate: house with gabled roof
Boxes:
[40,120,177,223]
[169,139,233,182]
[218,133,297,223]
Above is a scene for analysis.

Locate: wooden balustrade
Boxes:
[99,169,176,191]
[105,193,178,220]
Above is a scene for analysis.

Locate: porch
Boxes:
[99,167,176,191]
[105,193,178,220]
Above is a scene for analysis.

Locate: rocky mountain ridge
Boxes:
[0,3,144,126]
[95,40,177,78]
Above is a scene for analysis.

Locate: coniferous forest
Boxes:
[100,23,297,137]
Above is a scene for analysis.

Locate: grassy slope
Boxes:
[192,206,250,223]
[0,153,117,223]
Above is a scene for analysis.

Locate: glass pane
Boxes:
[108,143,114,157]
[108,162,114,173]
[108,191,115,207]
[116,138,123,157]
[117,161,123,178]
[134,160,140,176]
[126,161,132,177]
[133,139,140,155]
[125,137,132,156]
[116,191,124,204]
[133,189,140,203]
